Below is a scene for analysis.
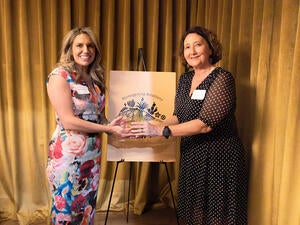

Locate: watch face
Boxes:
[163,126,171,139]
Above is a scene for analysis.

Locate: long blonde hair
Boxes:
[56,27,105,92]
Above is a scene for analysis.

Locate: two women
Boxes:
[46,26,248,224]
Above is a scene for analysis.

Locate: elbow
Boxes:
[203,126,213,133]
[61,123,73,130]
[198,121,212,133]
[60,121,73,130]
[59,116,77,130]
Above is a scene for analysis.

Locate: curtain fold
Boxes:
[1,0,300,224]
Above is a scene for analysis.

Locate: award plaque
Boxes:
[106,70,177,162]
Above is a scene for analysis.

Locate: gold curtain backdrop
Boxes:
[0,0,299,224]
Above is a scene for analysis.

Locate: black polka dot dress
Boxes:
[174,67,248,225]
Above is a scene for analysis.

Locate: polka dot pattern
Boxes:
[174,67,248,225]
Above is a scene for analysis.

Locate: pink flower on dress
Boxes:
[49,136,63,159]
[55,213,71,224]
[62,134,87,156]
[54,195,67,210]
[94,138,101,150]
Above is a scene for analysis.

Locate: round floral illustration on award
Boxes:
[118,97,167,123]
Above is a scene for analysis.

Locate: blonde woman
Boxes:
[46,27,129,224]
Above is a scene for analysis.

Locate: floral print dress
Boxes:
[46,67,105,225]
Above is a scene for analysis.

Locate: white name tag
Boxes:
[191,89,206,100]
[75,84,90,95]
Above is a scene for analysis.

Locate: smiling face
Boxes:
[71,33,96,72]
[183,33,212,69]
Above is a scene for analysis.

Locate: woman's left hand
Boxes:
[130,121,162,137]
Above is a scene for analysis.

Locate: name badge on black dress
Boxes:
[191,90,206,100]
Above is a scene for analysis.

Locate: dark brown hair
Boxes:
[179,26,222,67]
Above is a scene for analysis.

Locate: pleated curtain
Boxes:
[0,0,299,224]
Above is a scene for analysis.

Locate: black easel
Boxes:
[104,48,179,225]
[136,48,147,71]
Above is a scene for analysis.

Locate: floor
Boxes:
[96,207,178,225]
[0,207,179,225]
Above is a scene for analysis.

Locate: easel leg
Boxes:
[163,162,180,225]
[126,162,132,223]
[104,160,122,225]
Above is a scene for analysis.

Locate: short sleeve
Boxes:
[199,71,236,128]
[46,67,71,84]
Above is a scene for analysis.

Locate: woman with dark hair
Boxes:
[131,26,248,224]
[46,27,129,224]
